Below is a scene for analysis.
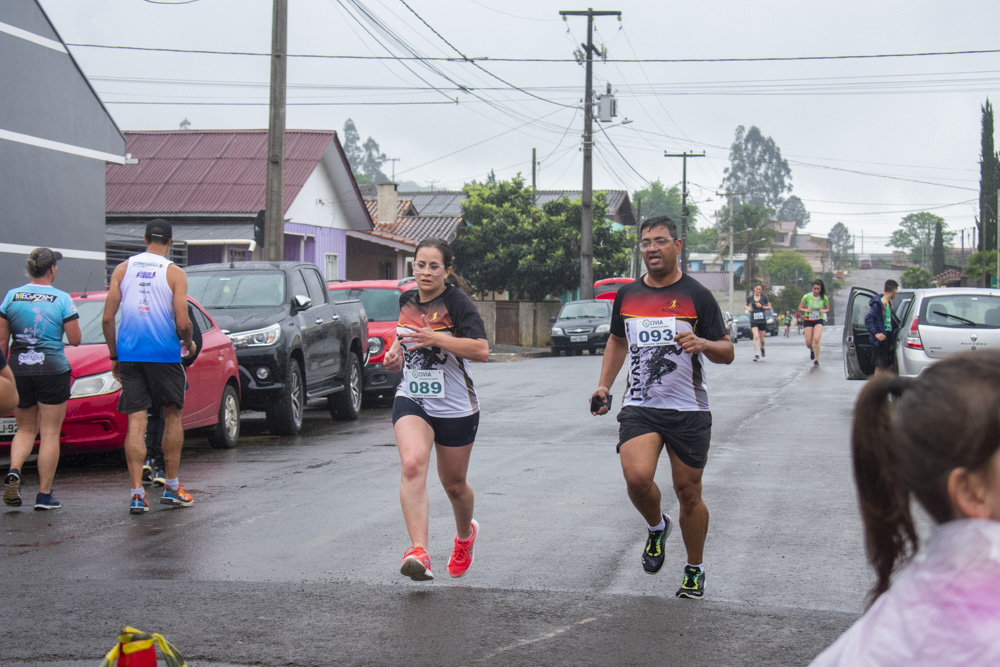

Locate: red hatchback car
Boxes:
[328,278,416,403]
[0,291,241,454]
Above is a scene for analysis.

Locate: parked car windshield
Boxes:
[188,272,286,308]
[559,302,611,319]
[333,288,402,322]
[73,300,118,345]
[734,314,750,324]
[920,294,1000,328]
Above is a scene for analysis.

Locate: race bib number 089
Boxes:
[636,317,676,347]
[407,369,445,398]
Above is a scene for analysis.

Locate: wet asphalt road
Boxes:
[2,311,879,666]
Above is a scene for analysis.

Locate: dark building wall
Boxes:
[346,237,398,281]
[0,0,124,293]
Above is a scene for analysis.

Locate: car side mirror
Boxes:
[550,316,557,323]
[293,294,312,311]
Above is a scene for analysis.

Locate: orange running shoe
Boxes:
[447,519,479,578]
[160,485,194,507]
[400,546,433,581]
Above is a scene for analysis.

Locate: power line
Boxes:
[397,0,577,109]
[64,42,1000,63]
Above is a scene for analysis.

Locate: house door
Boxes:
[495,302,520,346]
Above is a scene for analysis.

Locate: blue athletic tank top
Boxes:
[117,252,181,363]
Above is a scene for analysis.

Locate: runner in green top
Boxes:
[798,279,830,367]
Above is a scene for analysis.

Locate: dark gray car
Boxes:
[549,299,612,356]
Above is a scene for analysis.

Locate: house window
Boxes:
[380,261,394,280]
[324,253,340,281]
[228,248,248,262]
[405,257,415,277]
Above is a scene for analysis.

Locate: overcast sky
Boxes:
[39,0,1000,252]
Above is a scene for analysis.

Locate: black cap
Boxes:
[145,218,173,243]
[27,247,63,277]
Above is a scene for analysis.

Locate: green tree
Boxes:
[980,99,999,252]
[888,212,955,268]
[761,249,814,287]
[342,119,388,182]
[720,125,793,210]
[963,250,998,284]
[901,266,933,289]
[631,180,702,249]
[453,177,630,301]
[777,195,810,229]
[932,221,945,275]
[716,203,778,294]
[342,119,362,170]
[361,137,388,182]
[828,222,854,268]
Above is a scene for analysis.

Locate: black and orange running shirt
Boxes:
[395,284,487,418]
[610,275,727,411]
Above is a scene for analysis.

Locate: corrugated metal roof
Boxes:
[395,189,634,225]
[374,216,463,243]
[107,222,253,241]
[688,271,732,292]
[106,130,337,214]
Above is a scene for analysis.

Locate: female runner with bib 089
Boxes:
[383,238,489,581]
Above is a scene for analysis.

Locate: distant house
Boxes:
[105,130,377,280]
[345,182,465,280]
[1,0,126,291]
[348,184,638,281]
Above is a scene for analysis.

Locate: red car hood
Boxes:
[65,343,112,378]
[368,320,398,338]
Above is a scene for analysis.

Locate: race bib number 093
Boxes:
[407,369,445,398]
[636,317,676,347]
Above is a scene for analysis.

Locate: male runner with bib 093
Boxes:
[591,216,734,600]
[383,238,489,582]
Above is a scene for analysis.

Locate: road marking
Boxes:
[467,617,601,664]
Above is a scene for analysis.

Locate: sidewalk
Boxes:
[488,343,551,362]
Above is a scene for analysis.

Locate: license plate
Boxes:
[570,335,588,342]
[0,417,16,437]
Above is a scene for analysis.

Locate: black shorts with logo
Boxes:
[392,396,479,447]
[15,371,72,408]
[616,405,712,469]
[117,362,186,414]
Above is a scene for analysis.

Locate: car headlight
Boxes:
[70,371,121,398]
[595,324,610,333]
[551,327,564,336]
[368,335,384,356]
[228,323,281,348]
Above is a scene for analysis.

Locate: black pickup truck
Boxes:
[186,262,368,435]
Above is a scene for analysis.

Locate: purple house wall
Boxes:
[284,222,347,280]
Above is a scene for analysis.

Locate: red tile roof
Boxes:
[373,216,464,243]
[107,130,337,214]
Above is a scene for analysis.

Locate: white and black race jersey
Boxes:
[395,284,487,418]
[610,275,727,412]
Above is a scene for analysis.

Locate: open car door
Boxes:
[843,287,878,379]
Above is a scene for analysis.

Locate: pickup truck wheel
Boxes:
[328,354,363,421]
[208,384,240,448]
[267,360,304,435]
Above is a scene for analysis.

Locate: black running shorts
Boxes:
[15,371,71,408]
[617,406,712,469]
[117,362,186,414]
[803,319,824,328]
[392,396,479,447]
[874,342,893,369]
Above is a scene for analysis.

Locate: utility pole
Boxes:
[634,196,642,278]
[387,157,400,181]
[531,147,537,207]
[664,151,705,272]
[263,0,288,262]
[560,8,621,300]
[717,191,737,313]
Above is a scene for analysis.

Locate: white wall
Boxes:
[286,162,352,231]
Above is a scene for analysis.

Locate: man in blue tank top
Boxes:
[102,220,198,515]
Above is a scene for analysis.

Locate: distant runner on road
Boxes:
[744,283,771,361]
[590,215,734,600]
[799,279,830,367]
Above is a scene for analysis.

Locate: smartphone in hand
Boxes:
[590,394,612,412]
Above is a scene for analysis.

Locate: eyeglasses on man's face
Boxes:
[639,236,678,251]
[413,261,446,275]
